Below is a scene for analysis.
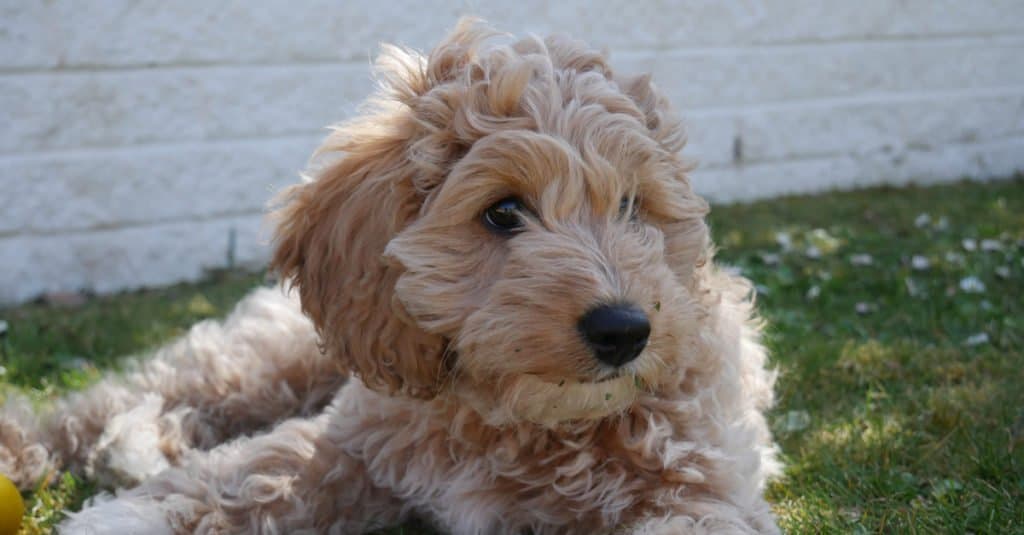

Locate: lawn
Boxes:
[2,178,1022,533]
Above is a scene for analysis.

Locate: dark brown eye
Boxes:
[483,197,525,234]
[619,196,638,219]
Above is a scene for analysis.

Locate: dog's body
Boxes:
[1,20,779,534]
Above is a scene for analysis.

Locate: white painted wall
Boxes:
[2,1,1023,303]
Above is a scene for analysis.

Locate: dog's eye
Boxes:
[619,196,638,220]
[483,197,525,234]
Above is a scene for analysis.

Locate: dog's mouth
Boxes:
[451,345,669,427]
[453,368,648,428]
[480,372,650,428]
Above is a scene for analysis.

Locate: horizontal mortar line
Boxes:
[3,84,1022,161]
[0,56,377,77]
[613,31,1024,59]
[6,135,1024,238]
[691,134,1024,172]
[0,208,269,240]
[683,85,1024,117]
[0,132,327,163]
[1,31,1022,76]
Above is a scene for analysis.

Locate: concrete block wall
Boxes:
[2,1,1023,303]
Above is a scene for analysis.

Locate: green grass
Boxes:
[2,178,1023,533]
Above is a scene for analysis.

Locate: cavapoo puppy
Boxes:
[0,18,779,534]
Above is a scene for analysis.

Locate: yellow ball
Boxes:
[0,474,23,535]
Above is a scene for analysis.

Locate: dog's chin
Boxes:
[455,372,649,428]
[508,373,645,426]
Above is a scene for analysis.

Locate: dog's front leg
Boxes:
[59,403,406,535]
[624,501,780,535]
[0,287,345,490]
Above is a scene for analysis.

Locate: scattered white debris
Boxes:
[962,238,978,252]
[996,266,1011,279]
[808,228,841,255]
[959,276,986,293]
[0,319,7,337]
[981,239,1003,252]
[779,410,811,433]
[760,252,780,266]
[805,246,822,259]
[775,232,793,252]
[911,255,931,271]
[0,365,5,377]
[935,216,950,231]
[930,479,963,499]
[914,213,931,228]
[806,285,821,300]
[945,252,965,266]
[962,330,987,348]
[849,253,873,266]
[855,302,875,315]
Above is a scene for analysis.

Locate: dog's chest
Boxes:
[337,386,713,532]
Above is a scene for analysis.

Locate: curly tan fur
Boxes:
[1,18,780,534]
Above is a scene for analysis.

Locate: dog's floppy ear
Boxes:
[270,116,448,399]
[270,19,500,398]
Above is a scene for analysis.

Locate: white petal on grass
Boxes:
[964,333,989,348]
[962,238,978,252]
[945,252,965,266]
[849,253,873,266]
[775,232,793,252]
[808,228,841,254]
[779,410,811,433]
[805,246,822,259]
[911,255,931,271]
[0,365,5,377]
[914,213,931,228]
[996,266,1011,279]
[855,302,876,315]
[760,252,780,266]
[981,239,1003,252]
[959,276,986,293]
[935,216,950,231]
[930,479,963,499]
[806,285,821,300]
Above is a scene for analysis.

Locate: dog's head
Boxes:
[272,19,713,426]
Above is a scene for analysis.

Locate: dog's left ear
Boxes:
[270,120,449,399]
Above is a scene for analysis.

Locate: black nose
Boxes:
[577,304,651,367]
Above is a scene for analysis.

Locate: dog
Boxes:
[0,18,780,534]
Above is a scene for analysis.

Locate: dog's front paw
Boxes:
[0,394,54,489]
[59,493,174,535]
[87,394,173,488]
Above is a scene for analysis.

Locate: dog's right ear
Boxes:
[269,115,450,398]
[270,18,503,397]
